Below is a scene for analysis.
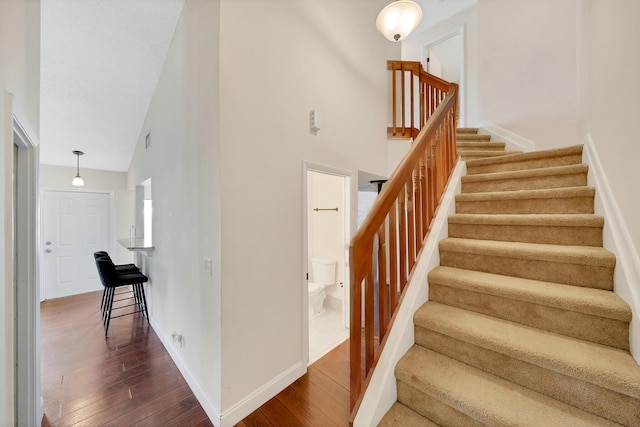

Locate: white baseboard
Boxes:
[582,134,640,363]
[150,318,222,426]
[152,317,308,427]
[220,361,306,427]
[479,122,536,152]
[353,160,466,427]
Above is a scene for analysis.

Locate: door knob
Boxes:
[45,249,52,253]
[45,241,52,245]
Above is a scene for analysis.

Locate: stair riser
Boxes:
[461,154,507,161]
[448,222,603,246]
[429,283,629,349]
[396,381,483,427]
[467,154,583,175]
[455,196,594,215]
[457,134,492,141]
[462,172,587,193]
[439,250,614,290]
[456,128,479,134]
[414,327,639,426]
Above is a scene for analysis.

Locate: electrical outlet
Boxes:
[172,332,183,348]
[203,258,212,276]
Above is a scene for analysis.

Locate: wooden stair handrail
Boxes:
[349,61,458,422]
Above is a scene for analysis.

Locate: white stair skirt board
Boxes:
[479,122,536,153]
[353,160,467,427]
[583,133,640,362]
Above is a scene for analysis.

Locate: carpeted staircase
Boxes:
[378,129,640,426]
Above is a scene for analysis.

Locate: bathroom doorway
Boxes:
[303,163,351,365]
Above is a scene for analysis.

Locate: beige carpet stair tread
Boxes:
[457,133,492,141]
[377,402,439,427]
[462,164,588,184]
[439,237,615,267]
[428,266,631,321]
[448,213,604,246]
[396,346,620,427]
[448,213,604,228]
[466,145,583,168]
[413,302,640,398]
[456,186,595,202]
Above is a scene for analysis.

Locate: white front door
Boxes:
[42,191,110,299]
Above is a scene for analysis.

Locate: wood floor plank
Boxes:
[236,410,276,427]
[44,289,352,427]
[41,289,211,426]
[275,387,340,427]
[235,337,351,426]
[259,396,306,426]
[289,372,349,426]
[101,384,193,427]
[305,367,350,410]
[133,395,202,427]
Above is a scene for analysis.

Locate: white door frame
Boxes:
[421,25,466,127]
[12,112,42,426]
[301,161,354,365]
[40,189,116,300]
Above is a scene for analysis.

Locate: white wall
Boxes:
[308,171,345,302]
[39,165,134,264]
[476,0,579,148]
[428,34,462,84]
[579,0,640,265]
[402,5,478,127]
[0,0,40,423]
[126,0,397,423]
[127,0,222,421]
[413,0,477,35]
[579,0,640,357]
[218,0,398,420]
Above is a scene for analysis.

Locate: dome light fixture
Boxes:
[72,150,85,187]
[375,0,423,42]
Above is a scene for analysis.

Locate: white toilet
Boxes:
[308,257,336,320]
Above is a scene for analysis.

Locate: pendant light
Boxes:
[72,150,85,187]
[376,0,423,42]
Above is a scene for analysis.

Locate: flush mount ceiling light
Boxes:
[376,0,423,42]
[72,150,85,187]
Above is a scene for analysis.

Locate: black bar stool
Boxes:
[94,251,140,313]
[95,257,149,336]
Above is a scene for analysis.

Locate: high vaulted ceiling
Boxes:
[39,0,474,173]
[40,0,184,172]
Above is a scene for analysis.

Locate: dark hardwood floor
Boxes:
[41,289,351,427]
[41,288,212,427]
[236,341,350,427]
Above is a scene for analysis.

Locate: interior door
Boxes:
[42,191,110,299]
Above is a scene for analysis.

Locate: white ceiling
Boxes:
[40,0,185,172]
[39,0,473,173]
[413,0,477,34]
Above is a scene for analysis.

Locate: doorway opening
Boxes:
[12,113,41,426]
[303,163,351,365]
[422,26,466,126]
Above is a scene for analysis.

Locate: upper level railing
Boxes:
[387,60,455,139]
[349,60,458,420]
